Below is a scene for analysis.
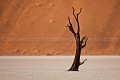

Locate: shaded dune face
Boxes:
[0,0,120,55]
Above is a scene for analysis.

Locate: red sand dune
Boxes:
[0,0,120,55]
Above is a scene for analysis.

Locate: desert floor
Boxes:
[0,56,120,80]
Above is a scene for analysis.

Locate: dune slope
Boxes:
[0,0,120,55]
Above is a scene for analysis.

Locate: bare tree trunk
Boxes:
[66,7,88,71]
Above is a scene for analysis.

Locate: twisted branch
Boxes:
[81,37,88,48]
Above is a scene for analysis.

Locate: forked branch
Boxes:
[66,16,76,36]
[72,7,82,20]
[72,7,82,34]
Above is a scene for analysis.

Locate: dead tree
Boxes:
[66,7,88,71]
